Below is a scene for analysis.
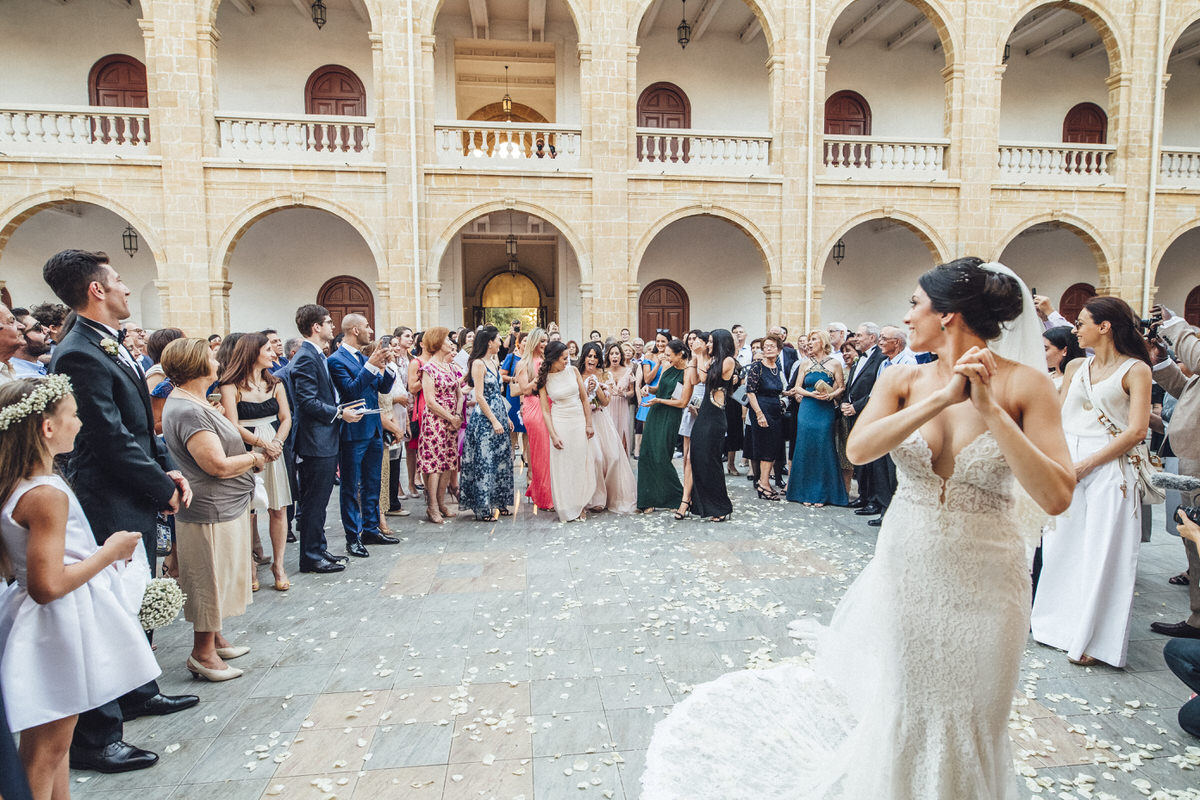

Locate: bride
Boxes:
[641,258,1075,799]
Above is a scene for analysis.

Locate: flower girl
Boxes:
[0,376,160,799]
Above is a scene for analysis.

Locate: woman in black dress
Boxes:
[690,329,738,521]
[745,333,786,501]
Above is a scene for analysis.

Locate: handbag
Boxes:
[1077,359,1164,504]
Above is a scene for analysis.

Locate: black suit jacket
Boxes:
[291,340,342,458]
[49,319,176,541]
[845,346,887,418]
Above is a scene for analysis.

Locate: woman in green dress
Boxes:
[637,339,694,512]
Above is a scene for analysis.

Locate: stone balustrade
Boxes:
[635,128,771,174]
[0,105,151,152]
[822,135,949,174]
[997,142,1115,180]
[1160,147,1200,184]
[434,122,582,168]
[216,114,376,160]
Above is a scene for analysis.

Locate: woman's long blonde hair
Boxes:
[517,328,547,383]
[0,379,67,579]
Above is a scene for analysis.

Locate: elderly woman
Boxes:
[161,338,264,683]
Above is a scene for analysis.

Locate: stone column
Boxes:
[208,280,231,334]
[776,19,808,334]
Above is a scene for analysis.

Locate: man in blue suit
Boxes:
[290,304,364,573]
[327,313,399,558]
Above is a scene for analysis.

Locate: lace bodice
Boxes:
[891,430,1014,515]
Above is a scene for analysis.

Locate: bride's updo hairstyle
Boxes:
[917,256,1025,340]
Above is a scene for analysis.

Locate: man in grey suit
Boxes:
[1150,306,1200,640]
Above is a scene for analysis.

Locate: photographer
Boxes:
[1149,305,1200,641]
[1165,509,1200,736]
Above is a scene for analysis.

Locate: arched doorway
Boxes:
[824,90,871,136]
[318,275,374,331]
[1059,282,1096,324]
[639,279,689,340]
[1063,102,1107,144]
[305,65,367,153]
[477,272,544,331]
[88,54,149,144]
[1186,285,1200,326]
[637,82,691,164]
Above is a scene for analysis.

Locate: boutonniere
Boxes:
[100,337,121,357]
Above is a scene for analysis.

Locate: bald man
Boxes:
[327,313,398,558]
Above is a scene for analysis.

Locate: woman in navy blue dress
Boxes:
[745,334,786,501]
[785,330,849,507]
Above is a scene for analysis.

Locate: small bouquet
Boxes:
[139,578,186,631]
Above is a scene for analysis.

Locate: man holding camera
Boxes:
[1149,305,1200,640]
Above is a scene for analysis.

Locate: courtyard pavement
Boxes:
[67,466,1200,800]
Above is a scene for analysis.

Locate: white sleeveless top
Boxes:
[1061,357,1137,437]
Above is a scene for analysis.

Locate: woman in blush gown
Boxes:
[786,330,849,507]
[579,343,637,514]
[516,329,554,512]
[604,342,635,455]
[642,259,1076,800]
[690,329,738,522]
[538,341,597,522]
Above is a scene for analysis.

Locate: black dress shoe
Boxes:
[361,532,400,545]
[867,517,883,527]
[286,531,297,543]
[854,503,883,516]
[300,559,346,574]
[847,497,867,509]
[322,550,349,563]
[347,540,370,558]
[121,693,199,720]
[69,741,158,774]
[1150,620,1200,639]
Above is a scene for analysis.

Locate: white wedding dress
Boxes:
[642,429,1028,799]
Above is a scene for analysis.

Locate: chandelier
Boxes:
[311,0,326,29]
[677,0,691,49]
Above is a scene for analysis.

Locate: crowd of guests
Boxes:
[1,247,1200,800]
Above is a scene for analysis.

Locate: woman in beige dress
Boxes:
[161,338,263,682]
[538,341,597,522]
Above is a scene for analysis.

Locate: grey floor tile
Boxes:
[220,694,317,736]
[532,755,626,800]
[248,664,336,698]
[530,678,604,714]
[598,673,674,710]
[365,721,454,769]
[168,778,270,800]
[529,711,614,758]
[604,707,667,751]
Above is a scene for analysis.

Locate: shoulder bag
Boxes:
[1077,359,1164,504]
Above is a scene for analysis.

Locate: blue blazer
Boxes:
[327,345,396,442]
[290,340,342,457]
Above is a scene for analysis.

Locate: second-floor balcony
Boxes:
[0,105,152,155]
[822,135,949,177]
[433,121,582,169]
[635,129,772,175]
[997,142,1115,183]
[216,114,377,162]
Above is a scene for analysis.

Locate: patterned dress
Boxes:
[461,362,515,517]
[417,360,460,474]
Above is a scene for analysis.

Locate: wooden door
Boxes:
[824,90,871,167]
[637,82,691,163]
[318,275,374,332]
[1059,282,1096,325]
[638,279,689,341]
[1062,103,1107,144]
[88,54,149,144]
[305,65,367,152]
[1185,285,1200,326]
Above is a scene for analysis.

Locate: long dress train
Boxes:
[642,430,1029,799]
[521,358,554,510]
[637,367,685,510]
[585,374,637,514]
[546,367,596,521]
[786,365,849,506]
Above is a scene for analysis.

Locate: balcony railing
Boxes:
[1160,147,1200,184]
[822,135,948,175]
[998,142,1115,181]
[635,128,771,174]
[0,105,151,153]
[434,122,582,168]
[216,113,376,161]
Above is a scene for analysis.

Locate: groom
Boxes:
[44,250,199,774]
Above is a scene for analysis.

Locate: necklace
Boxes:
[173,385,219,414]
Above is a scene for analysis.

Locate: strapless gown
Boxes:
[643,430,1029,799]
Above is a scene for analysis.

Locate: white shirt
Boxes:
[80,317,143,377]
[11,357,46,377]
[736,344,753,366]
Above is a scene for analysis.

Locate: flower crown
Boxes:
[0,374,73,432]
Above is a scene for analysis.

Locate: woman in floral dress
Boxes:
[461,327,514,520]
[418,327,462,524]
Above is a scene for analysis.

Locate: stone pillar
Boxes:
[579,282,594,335]
[776,22,808,334]
[208,280,231,334]
[626,282,640,332]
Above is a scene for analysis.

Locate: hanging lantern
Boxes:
[832,238,846,265]
[506,210,519,274]
[677,0,691,49]
[122,225,139,258]
[1003,43,1011,64]
[311,0,326,29]
[502,65,513,118]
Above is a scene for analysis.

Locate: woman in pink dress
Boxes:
[580,343,637,514]
[516,328,553,511]
[604,342,635,455]
[417,327,463,524]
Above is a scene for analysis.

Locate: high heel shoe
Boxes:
[756,485,780,501]
[438,502,452,518]
[426,506,444,525]
[215,645,250,660]
[673,501,692,520]
[187,656,243,682]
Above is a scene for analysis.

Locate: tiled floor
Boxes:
[67,468,1200,799]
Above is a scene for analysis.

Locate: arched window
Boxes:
[1063,102,1107,144]
[304,65,367,152]
[317,275,373,331]
[638,279,689,340]
[824,90,871,136]
[637,82,691,164]
[1185,285,1200,326]
[482,272,540,308]
[1059,282,1097,325]
[89,54,148,108]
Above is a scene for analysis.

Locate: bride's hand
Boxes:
[951,347,999,411]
